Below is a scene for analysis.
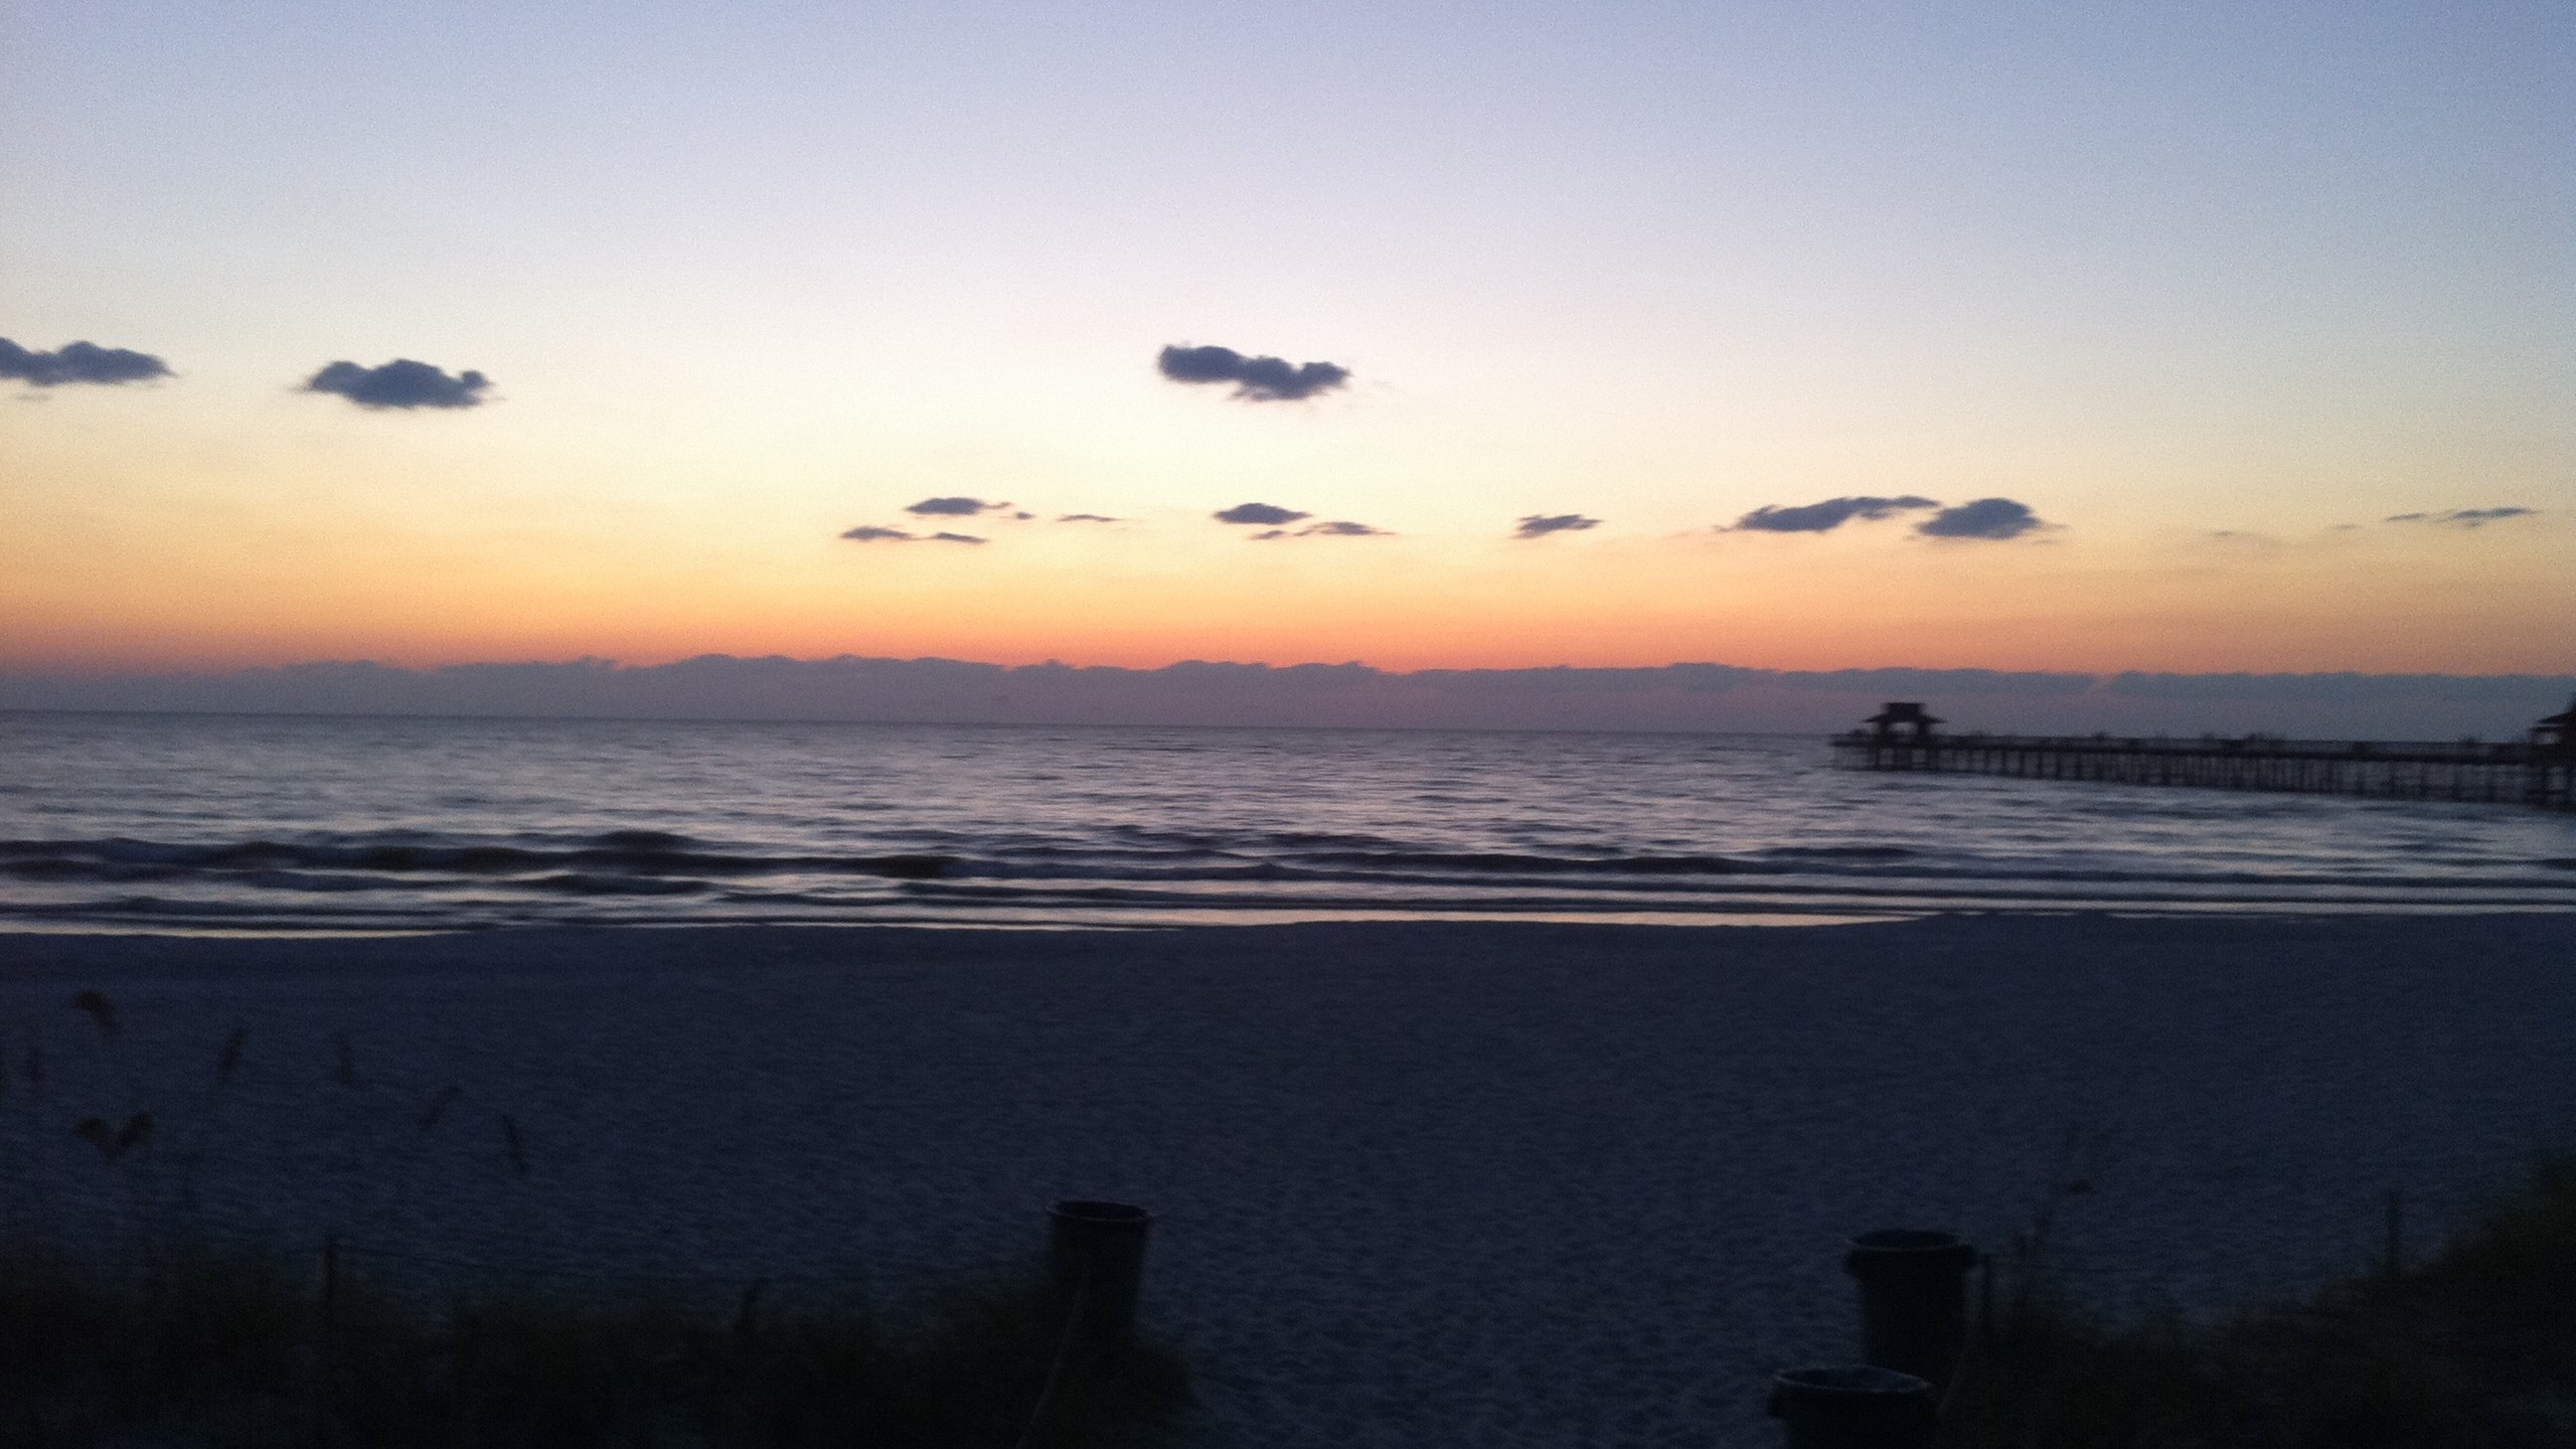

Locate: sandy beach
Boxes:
[4,912,2573,1446]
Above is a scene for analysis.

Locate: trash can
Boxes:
[1845,1228,1976,1387]
[1046,1200,1152,1348]
[1767,1365,1937,1449]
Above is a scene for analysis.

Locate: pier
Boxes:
[1831,700,2576,810]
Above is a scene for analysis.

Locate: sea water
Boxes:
[3,710,2570,932]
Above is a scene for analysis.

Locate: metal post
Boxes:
[1845,1229,1977,1389]
[1046,1200,1152,1350]
[1767,1366,1936,1449]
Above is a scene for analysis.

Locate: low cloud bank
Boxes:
[7,658,2566,738]
[0,338,172,387]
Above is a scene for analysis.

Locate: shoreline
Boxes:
[5,898,2570,942]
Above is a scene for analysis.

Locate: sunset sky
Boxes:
[4,1,2569,677]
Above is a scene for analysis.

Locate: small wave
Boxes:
[1764,845,1917,860]
[1263,830,1402,849]
[0,836,954,885]
[1296,850,1759,877]
[523,873,709,897]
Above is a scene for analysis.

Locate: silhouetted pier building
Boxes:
[1831,698,2576,810]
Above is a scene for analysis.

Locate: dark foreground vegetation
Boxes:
[0,1249,1191,1448]
[1942,1157,2576,1448]
[0,992,1190,1448]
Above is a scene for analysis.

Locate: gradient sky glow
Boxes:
[4,1,2570,676]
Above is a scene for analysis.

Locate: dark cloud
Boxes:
[1057,513,1122,523]
[304,359,491,409]
[1215,502,1310,526]
[22,655,2566,737]
[1515,514,1600,539]
[2385,507,2536,529]
[1915,498,2046,540]
[1158,344,1351,402]
[839,525,985,545]
[10,652,2565,731]
[906,496,1011,517]
[1251,520,1389,541]
[1728,496,1938,533]
[0,338,172,388]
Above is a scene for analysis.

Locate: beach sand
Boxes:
[3,912,2573,1446]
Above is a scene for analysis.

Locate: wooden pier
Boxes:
[1831,701,2576,810]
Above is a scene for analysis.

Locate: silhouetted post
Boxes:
[316,1234,342,1444]
[1019,1202,1153,1449]
[1846,1229,1977,1388]
[1046,1200,1152,1350]
[1767,1366,1937,1449]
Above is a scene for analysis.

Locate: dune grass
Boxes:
[0,990,1191,1447]
[1939,1156,2576,1448]
[0,1242,1192,1447]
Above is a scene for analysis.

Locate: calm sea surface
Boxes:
[2,711,2570,932]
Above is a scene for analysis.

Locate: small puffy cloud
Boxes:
[906,496,1011,517]
[304,358,490,409]
[1057,513,1122,523]
[1251,520,1388,541]
[838,525,985,544]
[1515,514,1600,539]
[2385,507,2536,529]
[1916,498,2046,540]
[1728,496,1938,534]
[1215,502,1310,526]
[1158,344,1351,402]
[0,338,172,388]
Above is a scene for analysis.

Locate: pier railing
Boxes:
[1830,731,2574,809]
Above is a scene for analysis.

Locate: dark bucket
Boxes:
[1845,1228,1977,1386]
[1767,1366,1937,1449]
[1046,1200,1153,1346]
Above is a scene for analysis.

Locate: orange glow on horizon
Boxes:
[6,511,2569,679]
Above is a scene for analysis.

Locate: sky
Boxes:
[4,0,2570,682]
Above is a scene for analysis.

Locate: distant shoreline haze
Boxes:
[4,656,2571,739]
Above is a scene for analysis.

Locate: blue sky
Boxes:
[4,1,2569,675]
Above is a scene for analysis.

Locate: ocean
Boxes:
[3,710,2571,933]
